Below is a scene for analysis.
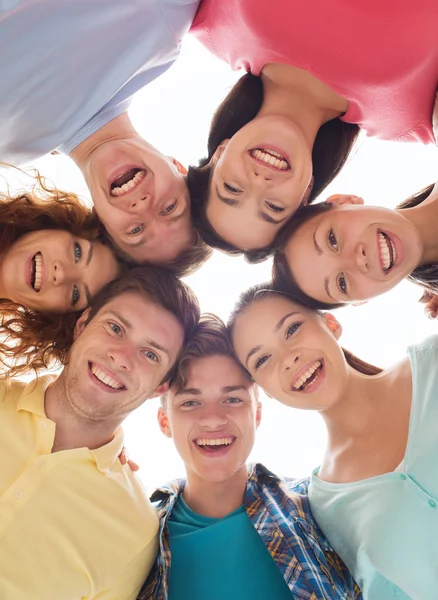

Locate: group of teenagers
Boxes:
[2,0,438,598]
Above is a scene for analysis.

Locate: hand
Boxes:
[325,194,365,206]
[419,289,438,319]
[433,91,438,145]
[119,447,140,472]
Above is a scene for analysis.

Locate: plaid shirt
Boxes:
[138,463,362,600]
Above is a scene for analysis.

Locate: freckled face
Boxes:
[0,230,120,313]
[232,295,348,410]
[285,205,422,303]
[207,115,313,250]
[161,355,260,484]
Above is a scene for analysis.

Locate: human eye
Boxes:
[286,321,303,339]
[128,224,144,236]
[143,350,159,362]
[181,400,199,408]
[224,182,242,194]
[71,285,80,307]
[160,202,177,216]
[328,228,338,251]
[254,354,270,371]
[73,241,82,263]
[225,397,243,405]
[337,273,348,295]
[265,201,284,213]
[109,322,122,335]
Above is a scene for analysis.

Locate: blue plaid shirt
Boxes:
[138,464,361,600]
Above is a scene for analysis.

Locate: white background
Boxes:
[4,37,438,493]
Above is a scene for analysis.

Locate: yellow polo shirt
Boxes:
[0,376,158,600]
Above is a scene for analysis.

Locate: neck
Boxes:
[397,182,438,265]
[69,112,138,167]
[44,375,120,452]
[260,64,347,150]
[182,465,249,518]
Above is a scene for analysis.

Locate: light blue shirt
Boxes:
[309,335,438,600]
[167,494,292,600]
[0,0,199,164]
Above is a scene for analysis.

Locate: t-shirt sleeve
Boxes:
[91,536,158,600]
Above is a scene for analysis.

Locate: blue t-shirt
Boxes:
[0,0,199,164]
[167,495,291,600]
[310,335,438,600]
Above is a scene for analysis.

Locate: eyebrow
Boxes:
[313,229,323,256]
[324,277,334,300]
[175,387,200,396]
[124,237,147,249]
[175,384,249,396]
[216,186,240,208]
[83,241,93,306]
[259,211,287,225]
[245,311,300,367]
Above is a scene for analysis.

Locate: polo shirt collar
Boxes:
[90,427,125,474]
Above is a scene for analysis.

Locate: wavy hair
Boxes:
[228,284,382,376]
[272,184,437,308]
[188,72,360,260]
[0,168,120,379]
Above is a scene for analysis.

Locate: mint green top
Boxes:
[309,335,438,600]
[167,495,291,600]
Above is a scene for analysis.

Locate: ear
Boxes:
[325,194,364,207]
[168,157,187,176]
[255,401,262,429]
[151,381,169,399]
[351,300,368,307]
[211,139,230,164]
[74,307,92,340]
[157,407,172,438]
[322,313,342,340]
[302,176,314,206]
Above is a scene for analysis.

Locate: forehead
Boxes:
[180,354,252,391]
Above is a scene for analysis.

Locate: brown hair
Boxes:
[161,313,252,407]
[272,183,438,306]
[103,224,213,278]
[0,170,124,379]
[228,284,382,376]
[188,72,360,260]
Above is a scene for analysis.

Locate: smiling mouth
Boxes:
[378,231,397,273]
[291,360,323,391]
[194,436,236,452]
[110,168,146,197]
[30,252,43,292]
[249,148,290,171]
[89,362,126,391]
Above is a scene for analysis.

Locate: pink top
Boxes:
[191,0,438,143]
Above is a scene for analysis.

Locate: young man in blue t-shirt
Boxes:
[139,315,361,600]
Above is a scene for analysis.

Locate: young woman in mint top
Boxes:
[188,0,438,257]
[230,285,438,599]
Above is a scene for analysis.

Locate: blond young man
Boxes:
[0,267,199,600]
[140,315,361,600]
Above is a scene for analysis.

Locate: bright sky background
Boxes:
[4,37,438,493]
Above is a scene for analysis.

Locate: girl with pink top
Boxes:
[188,0,438,258]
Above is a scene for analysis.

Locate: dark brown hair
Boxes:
[188,72,360,260]
[228,284,382,376]
[0,170,124,379]
[272,183,438,307]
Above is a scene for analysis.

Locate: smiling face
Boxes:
[207,116,313,250]
[81,137,193,264]
[232,294,349,410]
[159,354,260,484]
[0,230,120,313]
[62,291,184,423]
[285,204,423,303]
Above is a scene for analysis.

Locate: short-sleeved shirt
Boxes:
[0,376,159,600]
[309,335,438,600]
[191,0,438,143]
[166,495,291,600]
[0,0,199,164]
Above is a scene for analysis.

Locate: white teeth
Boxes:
[33,253,43,292]
[378,232,396,272]
[195,437,234,447]
[111,169,146,197]
[292,360,322,390]
[91,364,124,390]
[250,149,289,171]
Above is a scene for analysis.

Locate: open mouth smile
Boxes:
[30,252,43,292]
[291,360,324,392]
[110,168,146,197]
[89,362,126,391]
[249,147,291,172]
[378,231,397,273]
[193,436,236,454]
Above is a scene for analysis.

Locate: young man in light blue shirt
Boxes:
[0,1,209,273]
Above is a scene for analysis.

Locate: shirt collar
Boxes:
[89,427,125,474]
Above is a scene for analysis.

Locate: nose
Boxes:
[354,243,368,274]
[251,167,273,184]
[129,194,152,212]
[198,406,228,429]
[281,351,300,372]
[107,345,133,372]
[52,261,72,286]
